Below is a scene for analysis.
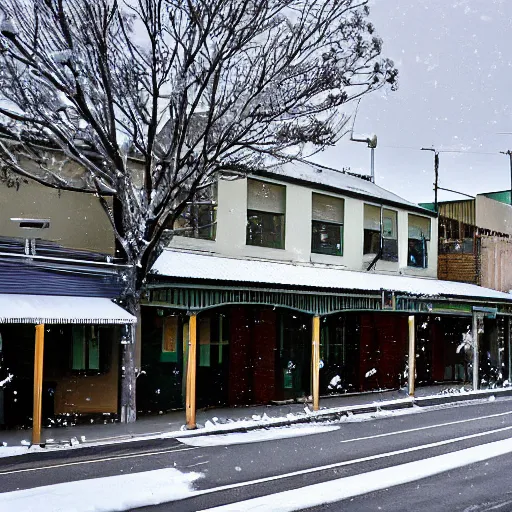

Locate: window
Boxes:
[311,193,344,256]
[162,316,178,356]
[198,313,229,367]
[408,214,431,268]
[71,326,100,371]
[246,179,285,249]
[363,205,398,262]
[174,184,217,240]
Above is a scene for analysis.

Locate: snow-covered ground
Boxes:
[0,468,202,512]
[4,422,512,512]
[179,424,340,447]
[1,390,507,458]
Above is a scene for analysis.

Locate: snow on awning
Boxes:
[152,250,512,302]
[0,294,136,324]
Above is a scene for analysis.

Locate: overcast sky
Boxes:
[311,0,512,205]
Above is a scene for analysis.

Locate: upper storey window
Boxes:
[311,193,344,256]
[174,183,217,240]
[363,204,398,262]
[246,179,286,249]
[408,214,431,268]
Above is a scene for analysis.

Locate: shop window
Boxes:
[311,193,344,256]
[161,316,178,362]
[198,313,229,367]
[408,214,431,268]
[363,205,398,262]
[246,179,285,249]
[174,183,217,240]
[71,326,101,371]
[199,317,211,367]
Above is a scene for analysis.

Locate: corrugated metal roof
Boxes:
[0,294,136,324]
[151,249,512,302]
[254,161,435,216]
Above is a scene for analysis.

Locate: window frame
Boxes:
[246,178,286,249]
[71,325,104,373]
[408,214,431,268]
[363,204,399,262]
[174,183,217,241]
[161,316,179,363]
[311,193,344,257]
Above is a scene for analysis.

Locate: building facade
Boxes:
[139,162,512,422]
[421,191,512,292]
[0,176,135,436]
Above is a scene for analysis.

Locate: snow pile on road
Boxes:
[180,424,340,447]
[0,468,202,512]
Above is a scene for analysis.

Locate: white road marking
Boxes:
[198,435,512,511]
[0,446,197,476]
[338,409,512,444]
[192,424,512,498]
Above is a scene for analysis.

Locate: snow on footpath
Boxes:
[180,424,340,447]
[1,388,509,459]
[197,436,512,512]
[0,467,202,512]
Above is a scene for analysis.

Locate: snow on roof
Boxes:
[0,295,136,324]
[152,250,512,302]
[257,161,432,214]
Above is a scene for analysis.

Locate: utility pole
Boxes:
[500,150,512,206]
[421,148,440,213]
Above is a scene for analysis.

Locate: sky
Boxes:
[311,0,512,205]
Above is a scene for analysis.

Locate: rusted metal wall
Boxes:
[438,200,475,225]
[480,236,512,292]
[438,253,478,284]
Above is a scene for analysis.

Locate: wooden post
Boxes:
[32,324,45,446]
[472,312,479,391]
[312,315,320,411]
[408,316,415,397]
[186,313,197,429]
[508,317,512,385]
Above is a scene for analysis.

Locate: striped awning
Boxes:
[0,294,136,324]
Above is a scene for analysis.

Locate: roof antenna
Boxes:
[350,99,377,183]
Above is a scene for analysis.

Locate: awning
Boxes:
[152,249,512,302]
[0,294,137,324]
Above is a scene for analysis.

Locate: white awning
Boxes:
[0,294,137,324]
[152,249,512,302]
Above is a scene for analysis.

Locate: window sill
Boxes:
[310,253,346,266]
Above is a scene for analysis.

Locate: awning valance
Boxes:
[0,294,136,324]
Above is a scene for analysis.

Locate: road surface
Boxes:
[1,398,512,511]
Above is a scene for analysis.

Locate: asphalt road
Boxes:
[1,398,512,511]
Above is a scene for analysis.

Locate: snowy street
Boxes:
[1,398,512,511]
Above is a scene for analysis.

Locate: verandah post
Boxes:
[186,312,197,429]
[32,324,45,446]
[408,315,415,397]
[312,315,321,411]
[472,311,479,391]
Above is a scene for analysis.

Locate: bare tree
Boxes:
[0,0,397,422]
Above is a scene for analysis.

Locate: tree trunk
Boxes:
[119,271,140,423]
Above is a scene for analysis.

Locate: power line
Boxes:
[380,145,501,156]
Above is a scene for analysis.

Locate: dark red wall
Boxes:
[359,313,408,391]
[228,307,277,405]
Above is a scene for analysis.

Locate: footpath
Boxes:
[1,384,511,456]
